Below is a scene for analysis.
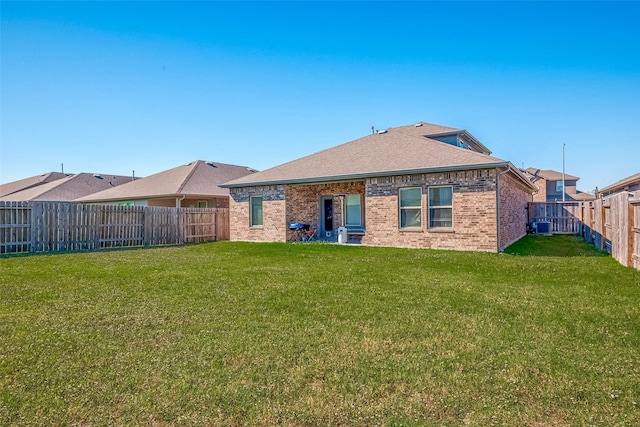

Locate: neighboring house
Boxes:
[522,168,595,202]
[221,121,536,252]
[0,172,68,198]
[598,172,640,198]
[0,173,137,202]
[77,160,257,208]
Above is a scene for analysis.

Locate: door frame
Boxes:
[319,195,335,240]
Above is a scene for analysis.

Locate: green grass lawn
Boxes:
[1,236,639,426]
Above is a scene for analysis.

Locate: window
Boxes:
[399,187,422,228]
[250,196,263,227]
[428,186,453,228]
[555,181,563,193]
[197,200,208,208]
[345,194,362,226]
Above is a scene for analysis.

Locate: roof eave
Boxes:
[222,162,512,188]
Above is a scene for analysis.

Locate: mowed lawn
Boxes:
[1,236,639,426]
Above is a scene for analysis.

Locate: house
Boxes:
[0,173,137,202]
[0,172,68,198]
[598,172,640,198]
[522,168,595,202]
[77,160,257,208]
[221,121,536,252]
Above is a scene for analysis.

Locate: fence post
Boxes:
[601,204,607,250]
[629,201,635,268]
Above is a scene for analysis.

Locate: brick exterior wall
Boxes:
[498,172,533,250]
[229,185,287,242]
[286,181,365,238]
[362,169,499,251]
[531,177,547,202]
[228,168,533,252]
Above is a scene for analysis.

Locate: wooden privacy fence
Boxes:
[581,192,639,270]
[0,201,229,254]
[530,193,639,270]
[528,202,582,234]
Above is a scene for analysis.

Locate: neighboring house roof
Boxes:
[568,192,596,201]
[0,173,137,202]
[0,172,68,197]
[222,122,534,190]
[77,160,257,202]
[599,172,640,196]
[524,168,579,182]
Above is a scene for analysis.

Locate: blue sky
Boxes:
[2,1,639,193]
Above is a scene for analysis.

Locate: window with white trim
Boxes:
[250,196,263,227]
[428,186,453,228]
[345,194,362,227]
[198,200,208,208]
[399,187,422,228]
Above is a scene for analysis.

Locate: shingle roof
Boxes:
[0,173,137,201]
[599,172,640,195]
[223,122,508,187]
[0,172,68,197]
[77,161,257,202]
[568,192,596,201]
[524,168,579,182]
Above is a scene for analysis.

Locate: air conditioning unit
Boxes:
[534,221,551,235]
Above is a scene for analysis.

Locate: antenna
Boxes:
[562,144,566,202]
[61,163,64,174]
[132,170,135,181]
[371,125,374,134]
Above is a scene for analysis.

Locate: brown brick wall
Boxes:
[228,168,532,252]
[362,189,498,251]
[286,181,365,235]
[532,177,547,202]
[229,198,287,242]
[498,172,533,250]
[229,185,287,242]
[362,169,499,252]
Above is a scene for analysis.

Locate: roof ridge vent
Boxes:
[206,161,217,167]
[93,174,103,179]
[415,123,423,127]
[377,129,388,134]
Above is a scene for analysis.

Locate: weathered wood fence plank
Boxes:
[530,196,639,270]
[528,202,582,234]
[0,202,229,254]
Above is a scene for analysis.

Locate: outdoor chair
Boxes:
[301,229,316,242]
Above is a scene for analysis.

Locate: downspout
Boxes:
[496,167,511,252]
[176,195,186,208]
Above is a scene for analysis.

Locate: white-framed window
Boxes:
[428,186,453,229]
[250,196,263,227]
[197,200,208,208]
[345,194,362,227]
[399,187,422,228]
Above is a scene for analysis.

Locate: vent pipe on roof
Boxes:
[132,170,135,181]
[371,126,374,134]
